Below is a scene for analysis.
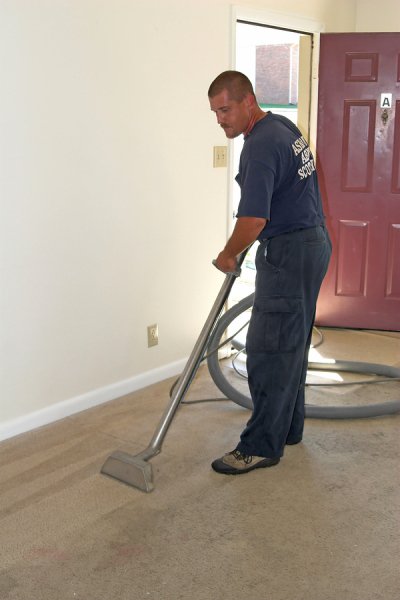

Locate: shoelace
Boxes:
[231,449,252,464]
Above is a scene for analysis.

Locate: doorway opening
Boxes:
[231,20,314,302]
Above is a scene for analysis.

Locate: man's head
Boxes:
[208,71,258,139]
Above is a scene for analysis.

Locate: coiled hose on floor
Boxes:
[206,293,400,419]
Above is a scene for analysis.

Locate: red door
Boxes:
[315,33,400,331]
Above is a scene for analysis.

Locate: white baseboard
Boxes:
[0,358,187,442]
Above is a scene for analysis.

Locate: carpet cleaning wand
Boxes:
[100,251,247,492]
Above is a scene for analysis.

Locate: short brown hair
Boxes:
[208,70,255,101]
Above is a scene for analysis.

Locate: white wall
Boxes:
[0,0,358,439]
[356,0,400,31]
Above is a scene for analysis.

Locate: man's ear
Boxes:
[244,93,256,109]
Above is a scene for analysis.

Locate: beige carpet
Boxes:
[0,329,399,600]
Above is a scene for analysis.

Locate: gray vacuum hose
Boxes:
[206,293,400,419]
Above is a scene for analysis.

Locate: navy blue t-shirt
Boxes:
[235,112,325,239]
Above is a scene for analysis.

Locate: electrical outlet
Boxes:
[147,324,158,347]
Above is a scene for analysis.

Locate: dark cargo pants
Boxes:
[236,225,332,459]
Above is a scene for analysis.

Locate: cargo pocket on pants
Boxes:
[246,296,304,353]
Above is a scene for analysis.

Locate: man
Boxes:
[208,70,331,475]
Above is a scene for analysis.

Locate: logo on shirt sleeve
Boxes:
[292,135,316,180]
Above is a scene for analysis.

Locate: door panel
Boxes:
[336,220,368,297]
[316,33,400,331]
[386,224,400,297]
[392,100,400,192]
[342,100,375,191]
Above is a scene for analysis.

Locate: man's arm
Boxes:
[214,216,267,273]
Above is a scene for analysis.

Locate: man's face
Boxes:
[209,89,251,139]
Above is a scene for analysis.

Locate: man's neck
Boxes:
[244,108,267,137]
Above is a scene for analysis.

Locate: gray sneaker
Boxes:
[211,449,280,475]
